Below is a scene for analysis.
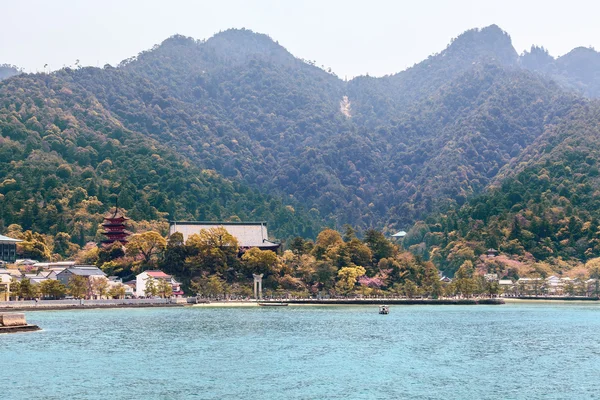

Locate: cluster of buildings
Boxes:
[0,262,134,301]
[0,260,186,301]
[1,207,282,301]
[500,275,599,297]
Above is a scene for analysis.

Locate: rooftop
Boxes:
[170,221,279,248]
[60,266,106,277]
[145,270,171,279]
[0,234,22,243]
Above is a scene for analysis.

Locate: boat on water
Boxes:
[258,302,289,307]
[379,305,390,314]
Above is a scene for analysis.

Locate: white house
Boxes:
[136,270,182,297]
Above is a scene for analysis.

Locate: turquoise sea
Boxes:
[2,303,600,399]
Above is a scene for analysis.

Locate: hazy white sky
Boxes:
[2,0,598,78]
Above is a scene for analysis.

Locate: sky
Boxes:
[1,0,599,78]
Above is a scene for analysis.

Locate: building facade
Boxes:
[0,234,21,264]
[136,270,182,297]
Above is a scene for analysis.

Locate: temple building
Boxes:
[0,234,21,264]
[101,207,130,246]
[169,221,280,252]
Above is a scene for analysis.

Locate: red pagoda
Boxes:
[101,201,130,246]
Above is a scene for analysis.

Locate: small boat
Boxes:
[258,302,289,307]
[379,305,390,314]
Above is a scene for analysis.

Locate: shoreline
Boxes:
[0,303,186,312]
[193,298,505,306]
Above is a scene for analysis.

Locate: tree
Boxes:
[191,274,226,298]
[335,266,366,295]
[97,241,125,264]
[185,227,240,275]
[38,280,66,299]
[454,261,477,298]
[403,280,420,298]
[17,231,51,261]
[586,258,600,297]
[68,275,88,299]
[364,229,395,263]
[126,231,167,266]
[17,278,38,299]
[108,284,127,299]
[162,232,188,277]
[53,232,79,258]
[241,247,278,275]
[145,278,158,297]
[90,277,109,299]
[157,279,173,298]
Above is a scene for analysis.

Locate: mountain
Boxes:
[3,25,600,268]
[520,45,600,97]
[0,72,321,250]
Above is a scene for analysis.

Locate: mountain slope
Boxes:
[3,24,600,262]
[0,73,321,245]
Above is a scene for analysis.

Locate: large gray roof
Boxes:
[60,266,106,277]
[0,234,22,243]
[169,221,279,248]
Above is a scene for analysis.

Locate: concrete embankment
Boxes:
[281,298,505,305]
[193,298,505,306]
[0,299,187,312]
[0,313,40,333]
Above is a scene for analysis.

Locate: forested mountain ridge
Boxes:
[520,45,600,98]
[3,25,600,269]
[0,72,321,251]
[53,25,588,229]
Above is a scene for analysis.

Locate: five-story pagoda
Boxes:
[101,200,130,246]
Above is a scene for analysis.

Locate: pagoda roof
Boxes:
[104,207,129,220]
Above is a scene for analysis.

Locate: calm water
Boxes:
[2,303,600,399]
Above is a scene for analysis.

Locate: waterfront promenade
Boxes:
[0,297,505,311]
[0,298,187,311]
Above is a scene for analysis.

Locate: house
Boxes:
[56,266,106,285]
[136,270,182,297]
[517,277,544,295]
[0,234,21,264]
[169,221,280,252]
[498,279,514,287]
[16,259,38,266]
[545,276,563,295]
[4,269,22,280]
[34,261,75,269]
[0,270,13,301]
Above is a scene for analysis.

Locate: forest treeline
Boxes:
[4,25,600,276]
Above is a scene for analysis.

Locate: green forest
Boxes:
[3,25,600,281]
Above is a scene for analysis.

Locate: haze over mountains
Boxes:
[3,24,600,269]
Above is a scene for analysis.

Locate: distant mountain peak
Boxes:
[443,24,517,65]
[159,34,197,48]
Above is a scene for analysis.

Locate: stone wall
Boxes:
[0,313,26,326]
